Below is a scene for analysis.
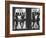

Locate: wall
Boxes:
[0,0,46,38]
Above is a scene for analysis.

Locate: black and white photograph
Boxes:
[13,8,26,30]
[10,4,43,34]
[5,1,45,37]
[13,7,40,31]
[31,8,40,30]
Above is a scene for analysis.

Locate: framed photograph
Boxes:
[5,1,45,37]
